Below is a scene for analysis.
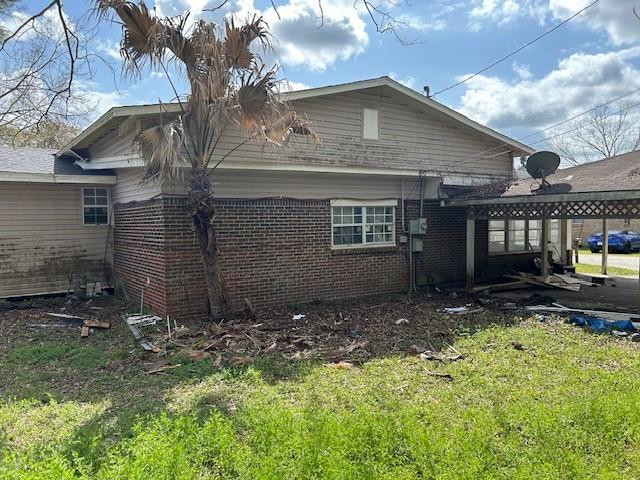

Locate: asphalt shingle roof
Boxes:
[0,145,112,176]
[504,150,640,197]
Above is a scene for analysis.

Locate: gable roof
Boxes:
[0,145,115,184]
[57,76,534,158]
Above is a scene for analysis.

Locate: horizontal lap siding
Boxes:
[112,168,162,204]
[0,183,111,297]
[89,91,513,179]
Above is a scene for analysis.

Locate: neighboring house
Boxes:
[565,151,640,244]
[0,146,116,298]
[1,77,533,318]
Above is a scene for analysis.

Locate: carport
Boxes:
[442,150,640,291]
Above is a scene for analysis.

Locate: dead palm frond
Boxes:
[136,121,185,184]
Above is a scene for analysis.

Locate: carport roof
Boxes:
[443,151,640,219]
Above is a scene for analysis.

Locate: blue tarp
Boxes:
[569,314,637,333]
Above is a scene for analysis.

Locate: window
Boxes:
[489,220,506,253]
[362,108,379,140]
[488,219,542,254]
[83,188,109,225]
[332,204,395,248]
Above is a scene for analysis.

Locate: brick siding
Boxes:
[113,197,475,320]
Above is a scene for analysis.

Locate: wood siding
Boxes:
[0,182,112,298]
[89,90,512,179]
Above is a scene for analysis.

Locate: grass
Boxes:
[574,262,638,277]
[2,314,640,478]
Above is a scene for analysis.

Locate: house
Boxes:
[0,146,116,298]
[1,76,534,318]
[444,148,640,285]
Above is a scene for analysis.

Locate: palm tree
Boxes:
[97,1,314,320]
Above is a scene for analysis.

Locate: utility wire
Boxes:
[474,84,640,159]
[431,0,601,98]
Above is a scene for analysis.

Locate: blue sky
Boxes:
[7,0,640,149]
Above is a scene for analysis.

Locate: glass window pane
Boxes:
[489,220,505,231]
[84,197,95,206]
[83,188,94,198]
[95,188,107,196]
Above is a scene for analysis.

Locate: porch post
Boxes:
[466,218,475,292]
[601,218,608,275]
[560,219,569,265]
[541,219,549,275]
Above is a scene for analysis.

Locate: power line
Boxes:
[473,84,640,159]
[473,100,640,161]
[431,0,601,98]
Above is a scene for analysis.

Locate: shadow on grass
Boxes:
[0,292,530,475]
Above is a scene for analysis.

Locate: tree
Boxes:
[551,102,640,165]
[0,0,97,138]
[0,117,79,148]
[97,0,315,320]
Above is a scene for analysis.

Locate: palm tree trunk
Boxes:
[194,218,229,320]
[188,166,230,321]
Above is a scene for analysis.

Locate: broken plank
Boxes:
[83,320,111,329]
[81,325,90,337]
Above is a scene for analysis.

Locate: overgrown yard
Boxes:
[1,294,640,479]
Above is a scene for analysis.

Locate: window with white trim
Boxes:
[83,188,109,225]
[489,219,542,254]
[332,205,395,247]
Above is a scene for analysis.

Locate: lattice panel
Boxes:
[468,198,640,219]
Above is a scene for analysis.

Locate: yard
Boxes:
[1,294,640,479]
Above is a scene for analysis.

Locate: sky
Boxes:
[5,0,640,153]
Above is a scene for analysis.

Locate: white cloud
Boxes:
[511,61,533,80]
[457,47,640,131]
[468,0,640,45]
[279,80,313,91]
[154,0,369,71]
[263,0,368,71]
[395,14,447,32]
[549,0,640,45]
[388,72,417,90]
[95,39,121,62]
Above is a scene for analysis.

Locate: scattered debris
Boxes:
[444,305,483,315]
[125,315,161,353]
[126,314,160,327]
[81,325,90,337]
[569,314,637,334]
[292,314,306,321]
[525,305,640,323]
[395,318,409,325]
[146,363,181,374]
[512,341,526,351]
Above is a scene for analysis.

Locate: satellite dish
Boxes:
[525,151,560,192]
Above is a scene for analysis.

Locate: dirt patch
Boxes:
[0,293,518,370]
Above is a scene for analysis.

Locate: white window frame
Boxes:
[82,187,110,226]
[330,199,396,249]
[488,219,543,255]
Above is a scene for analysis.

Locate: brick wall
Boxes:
[113,197,475,319]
